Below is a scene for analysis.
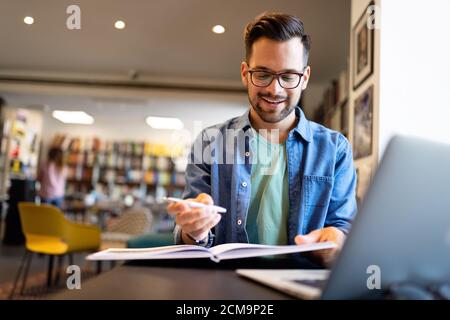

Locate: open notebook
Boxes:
[86,242,336,263]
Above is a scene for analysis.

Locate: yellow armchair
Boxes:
[9,202,101,298]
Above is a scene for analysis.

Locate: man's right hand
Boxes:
[166,193,221,244]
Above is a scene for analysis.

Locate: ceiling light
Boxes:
[146,116,183,130]
[114,20,126,30]
[52,110,94,125]
[212,25,225,34]
[24,16,34,25]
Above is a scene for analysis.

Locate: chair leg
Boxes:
[96,261,102,274]
[20,251,33,295]
[47,255,54,288]
[9,250,29,299]
[54,255,64,286]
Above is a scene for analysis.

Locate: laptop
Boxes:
[237,135,450,299]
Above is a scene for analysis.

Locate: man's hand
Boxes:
[167,193,221,244]
[295,227,346,266]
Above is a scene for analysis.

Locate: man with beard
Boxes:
[168,12,357,265]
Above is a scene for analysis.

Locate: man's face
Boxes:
[241,37,310,123]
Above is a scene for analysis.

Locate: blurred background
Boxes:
[0,0,351,239]
[1,0,449,299]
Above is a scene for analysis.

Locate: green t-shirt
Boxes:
[246,130,289,245]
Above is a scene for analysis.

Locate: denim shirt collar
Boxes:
[234,106,312,143]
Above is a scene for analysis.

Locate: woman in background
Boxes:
[37,147,67,208]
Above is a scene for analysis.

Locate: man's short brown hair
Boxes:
[244,12,311,65]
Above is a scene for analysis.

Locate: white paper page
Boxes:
[209,243,281,256]
[87,251,212,261]
[86,244,211,261]
[104,244,204,254]
[211,242,337,261]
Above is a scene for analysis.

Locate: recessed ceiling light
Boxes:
[24,16,34,25]
[212,25,225,34]
[114,20,126,30]
[146,116,183,130]
[52,110,94,125]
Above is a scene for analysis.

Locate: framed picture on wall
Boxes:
[353,85,373,159]
[352,1,374,90]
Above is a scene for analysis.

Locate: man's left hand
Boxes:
[295,227,346,266]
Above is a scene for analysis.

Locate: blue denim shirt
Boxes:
[175,107,357,246]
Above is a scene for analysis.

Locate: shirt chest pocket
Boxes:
[303,175,334,207]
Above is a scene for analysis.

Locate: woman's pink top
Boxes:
[38,162,68,199]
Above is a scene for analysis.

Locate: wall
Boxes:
[302,82,329,119]
[379,0,450,155]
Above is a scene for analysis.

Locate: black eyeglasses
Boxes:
[248,69,305,89]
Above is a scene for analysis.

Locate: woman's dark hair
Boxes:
[244,12,311,64]
[48,147,64,169]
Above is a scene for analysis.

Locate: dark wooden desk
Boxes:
[50,256,322,299]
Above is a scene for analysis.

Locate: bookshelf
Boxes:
[0,107,43,200]
[51,135,188,204]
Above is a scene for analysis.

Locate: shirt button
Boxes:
[242,181,247,187]
[237,219,242,226]
[245,152,250,157]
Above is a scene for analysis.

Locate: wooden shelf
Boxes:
[67,179,93,184]
[97,180,142,185]
[54,135,187,199]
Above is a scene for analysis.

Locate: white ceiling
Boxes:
[0,0,350,87]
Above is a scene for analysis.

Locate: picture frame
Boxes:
[340,99,349,138]
[355,163,372,207]
[352,1,374,90]
[353,85,373,159]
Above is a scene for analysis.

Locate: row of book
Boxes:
[66,179,185,203]
[67,167,185,187]
[66,152,175,171]
[52,134,186,157]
